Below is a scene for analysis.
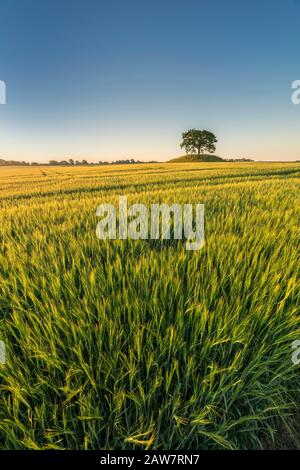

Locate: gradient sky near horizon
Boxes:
[0,0,300,162]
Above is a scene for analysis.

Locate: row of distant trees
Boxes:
[0,156,254,166]
[49,158,158,165]
[0,158,157,166]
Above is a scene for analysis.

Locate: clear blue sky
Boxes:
[0,0,300,162]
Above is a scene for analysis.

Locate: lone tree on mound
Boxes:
[180,129,217,155]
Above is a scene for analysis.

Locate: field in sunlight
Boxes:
[0,162,299,449]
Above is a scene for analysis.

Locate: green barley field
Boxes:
[0,162,299,450]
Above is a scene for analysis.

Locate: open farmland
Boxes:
[0,162,299,449]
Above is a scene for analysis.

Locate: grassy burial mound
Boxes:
[169,154,224,163]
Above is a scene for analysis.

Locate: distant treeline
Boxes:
[0,157,260,166]
[224,158,254,162]
[0,159,31,166]
[0,158,158,166]
[49,159,158,166]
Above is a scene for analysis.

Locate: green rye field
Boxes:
[0,162,299,449]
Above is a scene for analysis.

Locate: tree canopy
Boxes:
[180,129,217,155]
